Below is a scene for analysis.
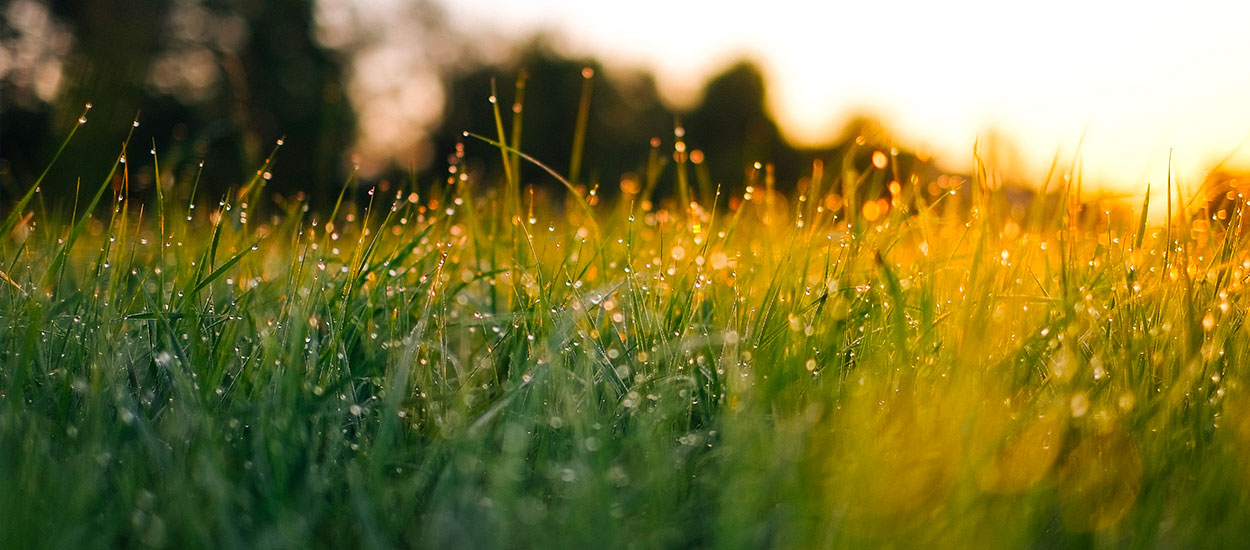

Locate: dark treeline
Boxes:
[2,0,354,204]
[1,0,952,215]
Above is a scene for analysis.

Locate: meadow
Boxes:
[3,102,1250,549]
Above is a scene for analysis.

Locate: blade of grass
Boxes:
[568,67,594,189]
[0,103,92,240]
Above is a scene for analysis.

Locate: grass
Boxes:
[3,101,1250,549]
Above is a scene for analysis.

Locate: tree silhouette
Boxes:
[432,38,671,199]
[1,0,354,204]
[683,61,804,190]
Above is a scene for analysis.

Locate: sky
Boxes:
[444,0,1250,195]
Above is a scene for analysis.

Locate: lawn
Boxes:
[3,104,1250,548]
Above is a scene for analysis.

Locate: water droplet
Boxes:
[872,151,888,169]
[1070,393,1090,417]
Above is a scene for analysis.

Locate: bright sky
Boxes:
[448,0,1250,195]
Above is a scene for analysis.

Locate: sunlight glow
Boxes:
[449,0,1250,194]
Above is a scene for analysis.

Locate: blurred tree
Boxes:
[817,114,953,214]
[229,0,356,198]
[0,0,354,206]
[373,47,958,211]
[0,0,77,194]
[432,38,672,200]
[682,63,952,209]
[311,0,468,181]
[683,60,804,190]
[1,0,169,204]
[2,0,959,216]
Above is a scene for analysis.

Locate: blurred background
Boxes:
[4,0,1250,208]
